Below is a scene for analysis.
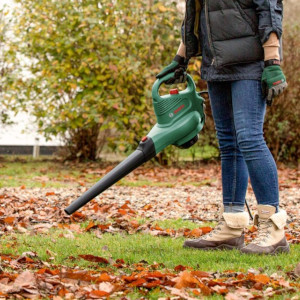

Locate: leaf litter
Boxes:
[0,163,299,298]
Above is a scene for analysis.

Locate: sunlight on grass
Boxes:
[1,229,299,275]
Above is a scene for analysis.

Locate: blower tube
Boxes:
[64,137,156,215]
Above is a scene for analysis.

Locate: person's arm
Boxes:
[254,0,287,105]
[261,31,287,105]
[156,42,189,83]
[253,0,283,45]
[263,32,280,61]
[176,42,186,58]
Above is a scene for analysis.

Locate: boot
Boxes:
[183,208,249,250]
[241,205,290,255]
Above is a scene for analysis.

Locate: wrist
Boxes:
[264,59,281,67]
[173,55,189,67]
[263,32,280,61]
[176,41,186,58]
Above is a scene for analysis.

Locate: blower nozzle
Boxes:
[64,137,156,215]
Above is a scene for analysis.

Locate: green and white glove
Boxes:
[261,60,288,106]
[156,55,189,85]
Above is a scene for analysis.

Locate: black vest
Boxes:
[183,0,264,68]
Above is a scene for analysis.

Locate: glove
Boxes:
[261,60,288,106]
[156,55,189,85]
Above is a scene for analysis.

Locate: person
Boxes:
[156,0,289,255]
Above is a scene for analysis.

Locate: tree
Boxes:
[0,6,14,125]
[3,0,182,160]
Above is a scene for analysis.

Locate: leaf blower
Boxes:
[65,73,205,215]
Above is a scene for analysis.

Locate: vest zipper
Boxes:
[184,0,187,58]
[204,0,216,66]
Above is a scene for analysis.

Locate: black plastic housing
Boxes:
[64,138,156,215]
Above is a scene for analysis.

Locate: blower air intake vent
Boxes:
[154,97,185,116]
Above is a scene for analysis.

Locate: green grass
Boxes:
[0,155,218,188]
[155,219,216,230]
[177,145,219,162]
[0,156,85,188]
[1,229,299,274]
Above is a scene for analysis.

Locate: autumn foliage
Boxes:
[2,0,182,160]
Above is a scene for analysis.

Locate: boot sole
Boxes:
[240,244,290,255]
[184,243,244,251]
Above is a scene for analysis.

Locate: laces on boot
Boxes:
[253,220,273,245]
[202,220,225,240]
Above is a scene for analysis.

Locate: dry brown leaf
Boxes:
[89,290,109,298]
[78,255,109,264]
[294,263,300,277]
[14,271,37,288]
[173,270,200,289]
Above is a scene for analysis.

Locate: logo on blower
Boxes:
[174,104,185,114]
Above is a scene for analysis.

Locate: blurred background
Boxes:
[0,0,299,165]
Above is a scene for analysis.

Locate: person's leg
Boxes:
[231,80,279,208]
[230,80,289,254]
[208,81,249,211]
[184,81,249,250]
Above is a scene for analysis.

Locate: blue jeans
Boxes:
[208,80,279,208]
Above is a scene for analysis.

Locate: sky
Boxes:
[0,0,13,9]
[0,0,61,146]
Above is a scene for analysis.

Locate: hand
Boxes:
[156,55,189,85]
[261,60,288,106]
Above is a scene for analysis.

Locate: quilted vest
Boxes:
[183,0,264,68]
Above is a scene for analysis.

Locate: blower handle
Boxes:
[152,72,196,102]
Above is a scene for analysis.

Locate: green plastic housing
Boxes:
[147,73,205,154]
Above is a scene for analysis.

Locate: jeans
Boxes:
[208,80,279,208]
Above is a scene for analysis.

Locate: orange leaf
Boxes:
[96,273,112,283]
[37,268,59,276]
[58,288,68,297]
[154,225,163,231]
[118,209,127,215]
[45,191,56,196]
[200,226,212,234]
[129,278,147,287]
[90,290,109,298]
[143,204,152,210]
[130,220,140,229]
[174,265,187,272]
[98,224,110,231]
[249,225,257,233]
[144,271,165,279]
[4,217,15,225]
[145,280,161,288]
[254,274,270,284]
[71,212,86,221]
[120,203,130,209]
[253,282,264,290]
[198,282,212,296]
[63,271,95,282]
[189,228,202,238]
[122,275,137,282]
[85,221,97,232]
[79,255,109,264]
[174,270,199,289]
[191,270,211,278]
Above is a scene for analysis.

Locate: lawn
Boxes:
[0,155,299,299]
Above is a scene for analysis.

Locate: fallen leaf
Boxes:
[14,271,37,288]
[79,255,109,264]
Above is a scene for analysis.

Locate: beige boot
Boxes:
[184,208,249,250]
[241,205,290,255]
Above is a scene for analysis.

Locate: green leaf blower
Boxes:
[65,73,205,215]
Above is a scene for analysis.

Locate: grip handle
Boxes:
[152,73,196,102]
